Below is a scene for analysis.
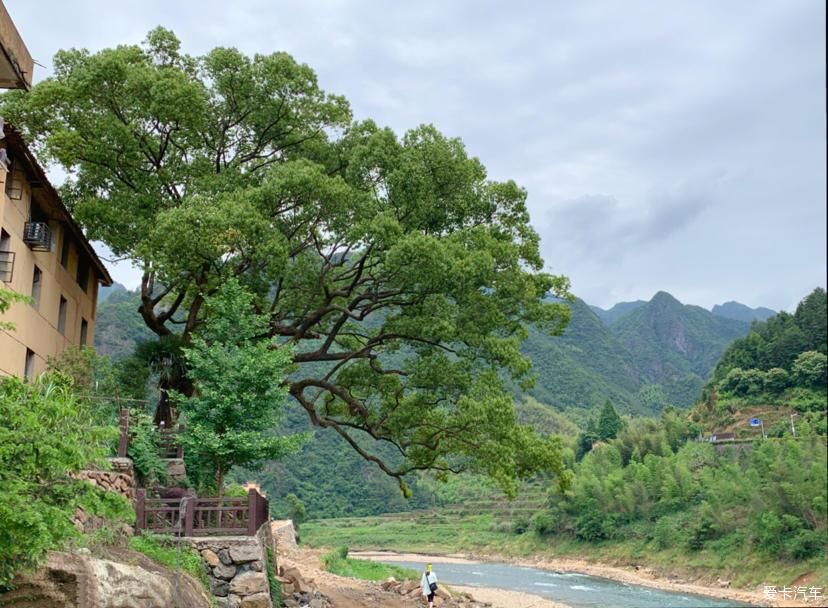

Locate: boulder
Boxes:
[202,549,221,568]
[214,562,237,580]
[239,592,271,608]
[229,571,269,596]
[0,551,211,608]
[229,544,262,563]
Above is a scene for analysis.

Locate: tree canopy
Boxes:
[1,28,571,494]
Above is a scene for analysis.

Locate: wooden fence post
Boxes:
[247,489,257,536]
[184,494,195,537]
[117,408,129,458]
[135,488,146,535]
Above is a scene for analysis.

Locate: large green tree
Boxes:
[1,29,571,494]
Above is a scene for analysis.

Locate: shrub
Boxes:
[0,374,121,589]
[511,515,531,535]
[531,510,556,536]
[651,515,686,550]
[575,507,612,541]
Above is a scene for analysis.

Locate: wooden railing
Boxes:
[134,488,269,537]
[116,408,184,459]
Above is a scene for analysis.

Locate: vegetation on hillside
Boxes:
[0,374,133,589]
[703,288,827,435]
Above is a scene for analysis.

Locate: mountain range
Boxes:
[95,284,767,414]
[92,284,770,516]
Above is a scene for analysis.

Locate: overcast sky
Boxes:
[6,0,826,311]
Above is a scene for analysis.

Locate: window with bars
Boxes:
[31,265,42,310]
[58,296,67,335]
[0,228,12,282]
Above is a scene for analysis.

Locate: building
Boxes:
[0,1,32,90]
[1,4,113,378]
[1,126,114,378]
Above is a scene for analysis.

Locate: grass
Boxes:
[321,546,418,581]
[303,511,828,590]
[128,534,212,597]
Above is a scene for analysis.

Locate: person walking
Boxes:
[421,563,438,608]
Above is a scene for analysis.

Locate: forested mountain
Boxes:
[607,291,750,407]
[711,301,776,323]
[94,284,155,359]
[526,292,752,413]
[96,286,757,413]
[589,300,646,325]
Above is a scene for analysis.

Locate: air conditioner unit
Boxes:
[23,221,51,251]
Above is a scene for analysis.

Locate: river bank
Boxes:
[350,550,780,607]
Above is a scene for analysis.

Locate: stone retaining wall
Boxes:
[76,457,135,501]
[185,526,274,608]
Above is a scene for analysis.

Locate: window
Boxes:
[0,229,12,282]
[24,349,35,381]
[80,318,88,346]
[76,257,89,292]
[58,296,67,335]
[4,156,23,200]
[31,265,42,310]
[60,232,71,268]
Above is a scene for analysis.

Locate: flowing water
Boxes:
[379,559,755,608]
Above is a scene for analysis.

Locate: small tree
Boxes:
[177,279,303,496]
[763,367,790,394]
[285,493,306,531]
[792,351,828,388]
[597,400,624,441]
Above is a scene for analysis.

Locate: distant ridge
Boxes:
[589,300,647,325]
[711,301,776,323]
[95,287,760,410]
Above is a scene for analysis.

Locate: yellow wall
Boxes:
[1,168,100,378]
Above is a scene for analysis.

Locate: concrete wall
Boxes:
[0,168,100,377]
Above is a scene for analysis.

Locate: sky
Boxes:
[5,0,826,312]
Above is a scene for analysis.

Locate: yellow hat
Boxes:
[426,564,432,572]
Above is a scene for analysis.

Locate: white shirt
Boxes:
[421,571,438,596]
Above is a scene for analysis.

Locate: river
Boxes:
[377,559,754,608]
